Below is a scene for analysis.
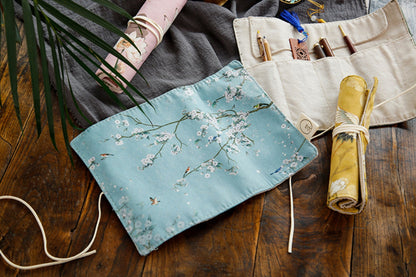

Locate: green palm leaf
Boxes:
[38,0,144,83]
[48,18,152,110]
[65,72,93,127]
[22,0,42,136]
[89,0,134,20]
[49,0,142,55]
[60,35,152,123]
[0,10,3,106]
[0,7,23,109]
[2,0,22,127]
[33,1,57,149]
[55,36,73,163]
[1,0,153,159]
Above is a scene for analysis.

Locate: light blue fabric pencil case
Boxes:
[71,61,318,255]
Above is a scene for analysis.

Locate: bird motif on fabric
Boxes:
[270,166,282,175]
[150,197,160,205]
[183,166,190,178]
[253,103,271,110]
[335,107,360,142]
[100,153,114,160]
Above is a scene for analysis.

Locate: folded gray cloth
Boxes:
[17,0,367,128]
[279,0,367,23]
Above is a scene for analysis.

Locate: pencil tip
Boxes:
[338,25,346,36]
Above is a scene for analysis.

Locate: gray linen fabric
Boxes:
[279,0,367,23]
[17,0,367,128]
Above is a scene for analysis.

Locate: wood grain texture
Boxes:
[142,195,263,276]
[352,121,416,276]
[254,136,353,277]
[0,22,36,179]
[0,82,92,276]
[1,18,415,277]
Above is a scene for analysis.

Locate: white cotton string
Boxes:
[310,80,416,141]
[128,15,164,45]
[288,176,294,254]
[373,81,416,110]
[128,19,161,45]
[311,124,334,140]
[332,123,370,143]
[133,15,164,40]
[0,192,104,270]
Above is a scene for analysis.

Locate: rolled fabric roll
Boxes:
[96,0,187,93]
[327,75,378,215]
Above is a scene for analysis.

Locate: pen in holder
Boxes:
[256,31,264,57]
[263,36,272,61]
[339,25,357,54]
[313,42,326,59]
[319,37,334,57]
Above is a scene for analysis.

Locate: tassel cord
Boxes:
[280,10,308,43]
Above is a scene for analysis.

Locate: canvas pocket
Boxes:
[234,0,416,129]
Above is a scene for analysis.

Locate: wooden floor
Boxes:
[1,21,415,277]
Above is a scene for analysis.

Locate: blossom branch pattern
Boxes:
[116,200,160,251]
[106,68,273,186]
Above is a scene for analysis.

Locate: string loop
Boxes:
[0,192,104,270]
[128,15,164,45]
[333,123,370,144]
[288,176,294,254]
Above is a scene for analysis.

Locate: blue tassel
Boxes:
[280,10,308,43]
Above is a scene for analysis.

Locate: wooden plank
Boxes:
[0,84,147,276]
[351,119,416,276]
[0,21,36,180]
[0,93,87,276]
[142,195,264,276]
[254,136,354,276]
[0,22,148,276]
[0,21,100,274]
[59,183,148,276]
